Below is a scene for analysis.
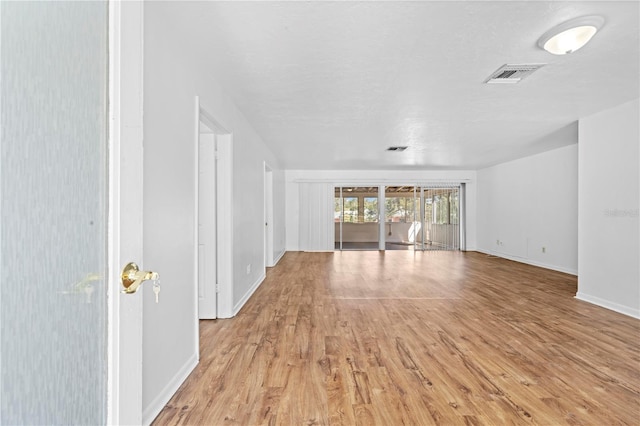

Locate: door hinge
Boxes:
[215,283,220,293]
[214,150,219,160]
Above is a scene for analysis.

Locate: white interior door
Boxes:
[1,2,110,423]
[1,1,145,424]
[198,127,218,319]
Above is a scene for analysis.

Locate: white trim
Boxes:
[108,1,145,423]
[141,353,199,426]
[264,162,274,268]
[575,293,640,319]
[216,133,234,318]
[378,185,385,250]
[475,249,578,276]
[107,1,121,421]
[193,97,201,356]
[232,273,266,316]
[272,249,286,266]
[264,163,267,269]
[199,106,230,134]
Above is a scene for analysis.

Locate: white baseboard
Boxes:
[272,249,285,266]
[475,249,578,276]
[575,292,640,319]
[142,352,199,426]
[233,273,266,316]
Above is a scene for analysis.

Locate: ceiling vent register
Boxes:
[485,64,545,84]
[387,146,408,152]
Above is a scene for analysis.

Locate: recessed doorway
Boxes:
[194,98,234,320]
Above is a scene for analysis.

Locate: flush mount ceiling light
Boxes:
[537,15,605,55]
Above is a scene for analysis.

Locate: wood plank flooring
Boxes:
[153,251,640,425]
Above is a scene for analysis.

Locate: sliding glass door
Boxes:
[421,187,460,250]
[384,185,462,251]
[335,187,380,250]
[384,186,419,250]
[334,184,463,251]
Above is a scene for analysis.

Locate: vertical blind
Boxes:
[298,183,334,251]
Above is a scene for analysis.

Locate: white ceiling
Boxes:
[149,1,640,170]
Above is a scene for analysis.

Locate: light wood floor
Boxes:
[153,251,640,425]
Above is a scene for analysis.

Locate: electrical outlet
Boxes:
[246,264,251,275]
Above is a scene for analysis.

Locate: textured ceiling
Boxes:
[147,1,640,170]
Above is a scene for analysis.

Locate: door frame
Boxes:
[378,185,386,250]
[196,121,218,320]
[194,97,234,319]
[264,162,274,267]
[108,1,145,424]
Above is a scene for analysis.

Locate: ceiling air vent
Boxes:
[485,64,545,84]
[387,146,408,152]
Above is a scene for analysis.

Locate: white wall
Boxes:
[476,144,578,275]
[577,98,639,318]
[142,6,284,423]
[286,169,477,251]
[337,223,382,243]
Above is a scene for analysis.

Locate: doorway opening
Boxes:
[197,120,218,319]
[194,99,233,323]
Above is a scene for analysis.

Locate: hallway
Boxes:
[153,251,639,425]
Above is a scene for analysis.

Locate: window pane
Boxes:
[364,197,378,222]
[450,192,459,224]
[404,196,416,222]
[385,195,415,223]
[334,197,342,222]
[385,197,398,222]
[343,197,358,223]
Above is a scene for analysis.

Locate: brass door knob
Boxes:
[121,262,159,294]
